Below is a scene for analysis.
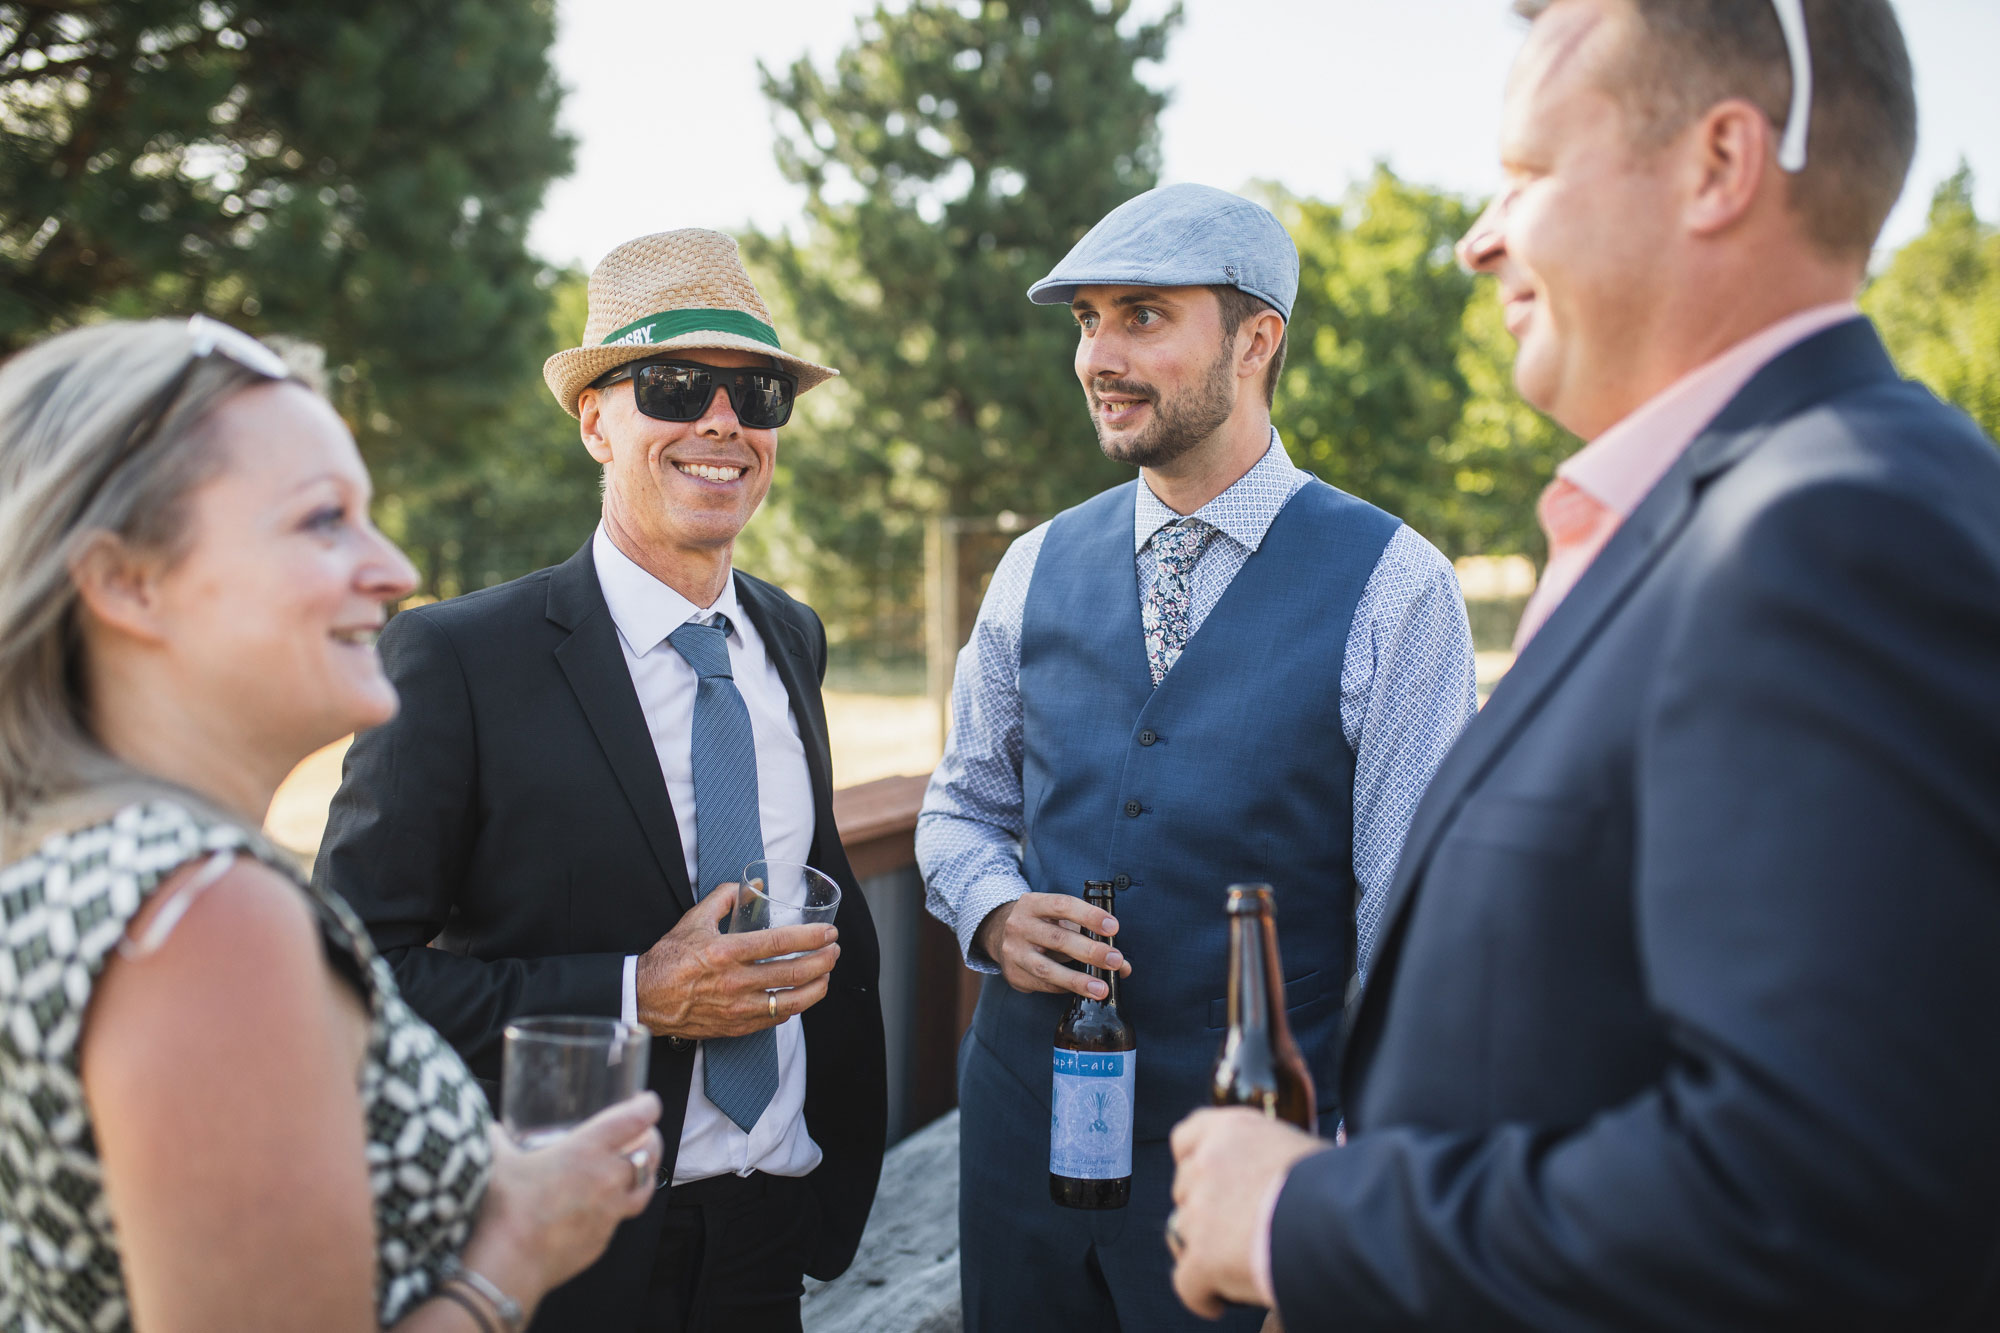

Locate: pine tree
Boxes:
[0,0,587,592]
[745,0,1179,652]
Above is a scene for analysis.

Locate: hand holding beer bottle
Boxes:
[1051,881,1136,1209]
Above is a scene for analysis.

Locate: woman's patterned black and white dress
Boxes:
[0,800,493,1332]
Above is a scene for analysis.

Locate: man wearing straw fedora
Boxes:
[319,229,886,1332]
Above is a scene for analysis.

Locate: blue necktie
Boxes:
[666,615,780,1132]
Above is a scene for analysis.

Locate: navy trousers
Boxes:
[958,1027,1266,1333]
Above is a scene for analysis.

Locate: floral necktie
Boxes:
[1142,519,1211,687]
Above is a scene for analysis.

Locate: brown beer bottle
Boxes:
[1210,883,1316,1132]
[1050,881,1136,1209]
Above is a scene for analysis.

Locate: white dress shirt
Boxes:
[592,525,822,1184]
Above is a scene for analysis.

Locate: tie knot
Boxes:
[666,616,733,679]
[1153,519,1208,572]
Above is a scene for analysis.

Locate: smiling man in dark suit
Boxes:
[317,229,885,1333]
[1167,1,2000,1328]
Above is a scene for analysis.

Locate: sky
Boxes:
[530,0,2000,273]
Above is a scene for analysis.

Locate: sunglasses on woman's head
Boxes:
[78,316,291,520]
[590,358,797,430]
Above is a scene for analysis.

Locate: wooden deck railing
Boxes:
[831,773,981,1140]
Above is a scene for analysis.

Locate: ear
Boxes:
[70,533,171,645]
[1683,97,1772,239]
[578,388,614,466]
[1234,309,1286,383]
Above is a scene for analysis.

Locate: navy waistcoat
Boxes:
[969,477,1397,1141]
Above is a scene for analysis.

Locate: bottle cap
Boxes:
[1224,883,1275,913]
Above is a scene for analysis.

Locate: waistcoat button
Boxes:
[1113,873,1131,889]
[1123,800,1143,817]
[1137,729,1158,746]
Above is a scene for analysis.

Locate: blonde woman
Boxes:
[0,316,662,1332]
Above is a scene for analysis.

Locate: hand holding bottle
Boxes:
[974,892,1132,998]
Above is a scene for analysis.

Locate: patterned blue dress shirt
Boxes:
[916,430,1478,981]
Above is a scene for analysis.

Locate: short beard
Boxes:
[1090,341,1237,470]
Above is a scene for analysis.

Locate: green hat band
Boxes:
[598,308,781,351]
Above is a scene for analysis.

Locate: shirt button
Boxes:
[1113,874,1132,890]
[1137,729,1158,746]
[1124,800,1143,818]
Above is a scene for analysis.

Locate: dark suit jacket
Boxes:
[314,541,887,1327]
[1269,320,2000,1330]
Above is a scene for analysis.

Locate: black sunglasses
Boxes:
[591,358,797,430]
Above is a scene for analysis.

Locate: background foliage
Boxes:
[5,3,1996,661]
[1863,166,2000,445]
[0,0,601,595]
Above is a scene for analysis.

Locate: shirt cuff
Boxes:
[621,955,638,1028]
[956,876,1031,974]
[1249,1170,1287,1310]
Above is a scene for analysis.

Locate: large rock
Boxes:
[802,1109,962,1333]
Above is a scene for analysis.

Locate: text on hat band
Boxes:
[599,308,783,351]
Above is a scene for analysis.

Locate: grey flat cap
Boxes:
[1027,183,1299,321]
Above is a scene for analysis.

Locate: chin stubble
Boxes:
[1092,341,1237,469]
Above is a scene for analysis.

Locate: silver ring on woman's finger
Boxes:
[768,991,778,1020]
[627,1147,651,1192]
[1165,1208,1185,1258]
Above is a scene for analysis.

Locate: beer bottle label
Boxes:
[1049,1048,1135,1179]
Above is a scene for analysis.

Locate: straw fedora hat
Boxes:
[542,228,838,418]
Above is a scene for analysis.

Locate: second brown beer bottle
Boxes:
[1210,883,1317,1132]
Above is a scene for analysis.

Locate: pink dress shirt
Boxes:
[1246,300,1860,1312]
[1511,301,1860,649]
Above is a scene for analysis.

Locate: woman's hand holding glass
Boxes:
[460,1092,665,1300]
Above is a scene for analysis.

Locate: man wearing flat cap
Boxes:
[918,183,1477,1330]
[319,229,886,1332]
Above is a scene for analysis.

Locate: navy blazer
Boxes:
[316,545,887,1329]
[1270,320,2000,1330]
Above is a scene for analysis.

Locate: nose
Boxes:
[1077,322,1126,385]
[360,523,420,603]
[695,384,741,438]
[1456,198,1506,275]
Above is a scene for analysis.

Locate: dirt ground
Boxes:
[264,691,946,859]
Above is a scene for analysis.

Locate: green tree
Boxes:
[383,270,607,598]
[1,0,577,592]
[745,0,1179,659]
[1274,168,1570,563]
[1863,166,2000,444]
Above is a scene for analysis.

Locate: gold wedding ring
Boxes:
[1165,1208,1186,1257]
[627,1147,651,1191]
[768,991,778,1020]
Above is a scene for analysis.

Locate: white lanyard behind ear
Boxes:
[1770,0,1812,172]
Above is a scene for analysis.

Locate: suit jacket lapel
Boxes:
[734,574,838,839]
[546,541,697,913]
[1347,317,1901,1046]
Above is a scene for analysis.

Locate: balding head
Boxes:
[1514,0,1916,261]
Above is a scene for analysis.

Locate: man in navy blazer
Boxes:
[1166,0,2000,1328]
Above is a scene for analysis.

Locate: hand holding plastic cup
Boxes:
[729,859,841,963]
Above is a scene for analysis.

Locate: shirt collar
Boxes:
[592,524,742,656]
[1559,302,1860,519]
[1133,426,1304,555]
